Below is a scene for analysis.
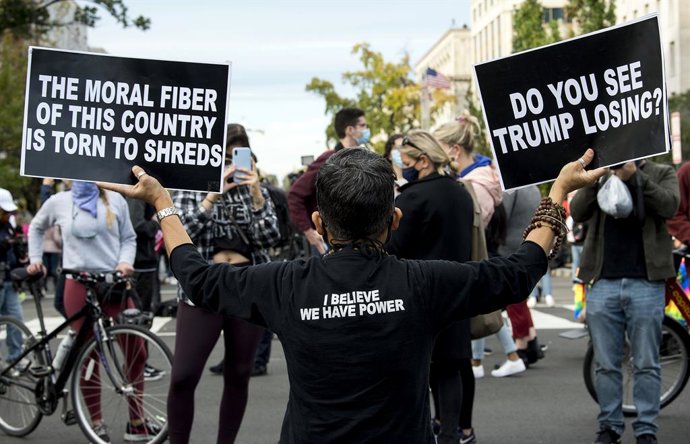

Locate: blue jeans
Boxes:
[0,280,24,362]
[471,323,516,360]
[587,278,665,437]
[571,245,583,283]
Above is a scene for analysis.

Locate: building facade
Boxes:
[417,0,690,130]
[414,26,473,124]
[615,0,690,95]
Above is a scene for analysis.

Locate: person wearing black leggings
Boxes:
[168,124,281,443]
[386,130,476,444]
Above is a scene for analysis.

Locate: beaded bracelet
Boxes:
[523,197,568,260]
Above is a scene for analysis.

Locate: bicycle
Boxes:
[0,267,172,443]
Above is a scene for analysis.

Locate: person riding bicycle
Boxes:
[570,159,679,444]
[102,147,604,443]
[27,181,157,442]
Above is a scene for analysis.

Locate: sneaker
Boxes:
[251,365,267,377]
[209,360,223,375]
[143,364,165,382]
[460,430,477,444]
[636,434,657,444]
[527,297,537,308]
[491,358,526,377]
[593,428,622,444]
[544,294,555,307]
[93,423,111,443]
[124,419,162,441]
[472,364,484,379]
[483,347,493,356]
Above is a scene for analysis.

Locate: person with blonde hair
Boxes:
[386,130,478,444]
[433,113,502,227]
[434,114,531,378]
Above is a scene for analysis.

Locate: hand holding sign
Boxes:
[550,148,607,203]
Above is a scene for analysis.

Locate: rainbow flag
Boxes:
[573,282,586,322]
[668,258,689,326]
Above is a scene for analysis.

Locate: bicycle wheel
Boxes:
[583,316,690,416]
[71,324,172,444]
[0,316,44,436]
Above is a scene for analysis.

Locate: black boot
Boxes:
[209,360,224,375]
[517,349,530,369]
[526,338,545,364]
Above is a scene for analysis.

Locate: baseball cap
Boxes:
[0,188,18,212]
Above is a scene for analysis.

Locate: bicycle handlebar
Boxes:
[61,268,129,286]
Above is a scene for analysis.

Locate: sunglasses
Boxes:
[402,136,423,152]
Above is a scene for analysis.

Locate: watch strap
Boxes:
[157,206,179,221]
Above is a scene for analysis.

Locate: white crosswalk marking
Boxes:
[530,308,583,330]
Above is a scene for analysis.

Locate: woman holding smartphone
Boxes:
[168,123,281,443]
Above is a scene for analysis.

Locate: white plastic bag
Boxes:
[597,175,633,218]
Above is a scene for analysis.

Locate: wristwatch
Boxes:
[156,206,180,222]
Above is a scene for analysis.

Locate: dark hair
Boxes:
[383,133,403,162]
[226,123,250,149]
[334,108,365,139]
[316,148,395,241]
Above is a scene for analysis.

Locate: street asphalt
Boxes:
[3,272,689,443]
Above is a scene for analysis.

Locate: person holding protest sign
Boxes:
[570,159,679,444]
[26,182,154,442]
[99,146,604,443]
[385,131,477,444]
[168,123,281,444]
[288,107,368,255]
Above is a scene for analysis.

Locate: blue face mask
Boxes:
[356,128,371,145]
[402,165,419,182]
[391,149,404,168]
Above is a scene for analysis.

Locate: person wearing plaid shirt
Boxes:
[167,124,281,444]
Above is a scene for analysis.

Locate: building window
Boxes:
[543,8,565,22]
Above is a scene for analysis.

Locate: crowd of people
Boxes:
[0,105,686,444]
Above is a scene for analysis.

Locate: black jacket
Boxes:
[388,173,473,262]
[127,198,159,269]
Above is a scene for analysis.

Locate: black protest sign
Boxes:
[474,15,668,190]
[21,47,230,192]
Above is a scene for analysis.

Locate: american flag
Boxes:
[423,67,451,89]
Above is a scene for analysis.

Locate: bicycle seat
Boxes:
[10,267,43,284]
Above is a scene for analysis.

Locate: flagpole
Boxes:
[421,85,430,131]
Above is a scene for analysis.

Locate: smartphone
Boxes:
[231,147,252,183]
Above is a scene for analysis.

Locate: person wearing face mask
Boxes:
[288,107,368,255]
[386,131,478,444]
[168,123,281,443]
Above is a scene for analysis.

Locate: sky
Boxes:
[88,0,472,182]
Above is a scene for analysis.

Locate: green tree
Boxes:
[0,1,149,210]
[306,43,453,152]
[0,0,150,38]
[512,0,562,53]
[565,0,616,35]
[0,32,37,208]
